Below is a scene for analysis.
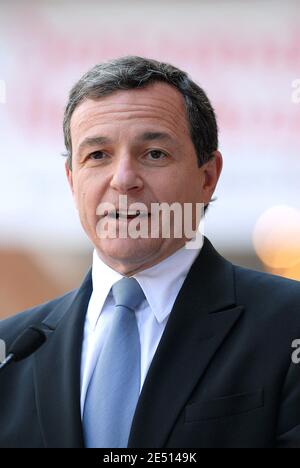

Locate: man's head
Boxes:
[64,56,222,275]
[64,56,219,170]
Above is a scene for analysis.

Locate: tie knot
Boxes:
[112,277,145,311]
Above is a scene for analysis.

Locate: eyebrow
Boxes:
[136,131,175,143]
[78,136,112,154]
[77,131,175,155]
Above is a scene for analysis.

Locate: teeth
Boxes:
[105,210,150,218]
[117,210,139,214]
[117,210,142,217]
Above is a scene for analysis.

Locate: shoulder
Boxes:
[0,269,92,349]
[0,289,77,345]
[233,264,300,324]
[234,264,300,300]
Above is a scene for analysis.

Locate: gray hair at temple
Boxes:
[63,56,219,169]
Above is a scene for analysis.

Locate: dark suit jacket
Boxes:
[1,238,300,448]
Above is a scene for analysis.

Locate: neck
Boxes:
[95,242,187,276]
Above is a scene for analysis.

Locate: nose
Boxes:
[110,155,144,193]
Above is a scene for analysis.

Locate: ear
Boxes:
[65,161,79,210]
[201,150,223,204]
[65,161,74,195]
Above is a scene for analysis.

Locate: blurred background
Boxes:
[0,0,299,318]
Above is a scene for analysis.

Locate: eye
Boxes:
[146,150,167,160]
[88,151,106,160]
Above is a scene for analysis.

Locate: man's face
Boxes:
[66,82,222,275]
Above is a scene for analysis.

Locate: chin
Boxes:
[96,237,165,267]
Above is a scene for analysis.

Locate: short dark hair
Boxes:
[63,56,218,169]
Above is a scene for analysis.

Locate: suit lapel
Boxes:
[128,239,244,448]
[33,271,93,448]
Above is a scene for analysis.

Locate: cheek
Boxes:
[149,167,184,198]
[74,176,101,215]
[181,165,203,198]
[158,167,201,203]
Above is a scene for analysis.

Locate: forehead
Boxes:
[70,82,191,148]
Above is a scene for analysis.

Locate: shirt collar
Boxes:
[90,239,202,328]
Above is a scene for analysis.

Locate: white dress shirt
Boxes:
[80,241,202,416]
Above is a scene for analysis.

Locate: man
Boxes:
[0,56,300,448]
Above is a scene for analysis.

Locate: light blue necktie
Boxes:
[83,277,145,448]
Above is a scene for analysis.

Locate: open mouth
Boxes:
[104,210,150,220]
